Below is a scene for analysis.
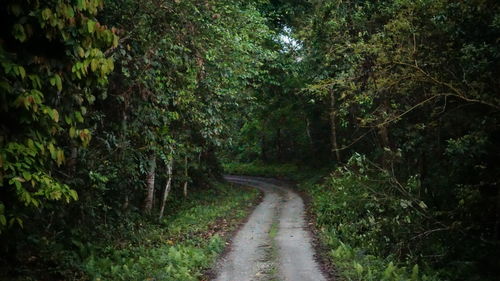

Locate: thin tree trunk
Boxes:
[66,145,78,176]
[330,89,341,163]
[183,155,188,197]
[305,117,314,147]
[121,111,129,209]
[159,160,174,220]
[378,100,391,168]
[144,153,156,213]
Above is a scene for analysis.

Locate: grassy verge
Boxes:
[77,182,259,281]
[223,162,301,179]
[223,162,441,281]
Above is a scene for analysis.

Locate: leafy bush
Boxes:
[302,153,500,281]
[310,154,430,259]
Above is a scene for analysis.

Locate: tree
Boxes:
[0,0,117,231]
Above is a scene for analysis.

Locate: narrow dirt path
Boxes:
[213,176,328,281]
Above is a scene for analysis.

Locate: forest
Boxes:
[1,0,499,280]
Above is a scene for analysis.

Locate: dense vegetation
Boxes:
[1,0,268,279]
[1,0,499,280]
[225,0,500,280]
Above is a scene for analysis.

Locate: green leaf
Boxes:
[90,59,98,72]
[18,66,26,79]
[69,189,78,201]
[77,46,85,58]
[12,24,27,42]
[411,264,419,281]
[87,20,96,33]
[65,6,75,18]
[56,150,65,166]
[418,201,427,209]
[16,218,23,228]
[41,8,52,20]
[52,109,59,122]
[22,171,32,181]
[54,74,62,91]
[48,143,56,160]
[75,111,84,123]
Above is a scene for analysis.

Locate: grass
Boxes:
[222,161,324,181]
[78,182,260,281]
[223,162,300,178]
[264,217,280,281]
[268,220,278,239]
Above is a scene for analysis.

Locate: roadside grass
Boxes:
[79,182,259,281]
[223,162,322,181]
[223,162,441,281]
[223,162,300,179]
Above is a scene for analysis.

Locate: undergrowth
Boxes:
[3,182,259,281]
[223,161,314,180]
[223,162,297,178]
[224,160,443,281]
[80,182,258,281]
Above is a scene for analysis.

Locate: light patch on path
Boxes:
[213,176,328,281]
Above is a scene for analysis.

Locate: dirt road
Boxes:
[213,176,328,281]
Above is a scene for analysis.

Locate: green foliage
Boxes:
[1,182,258,280]
[0,0,272,278]
[226,0,500,280]
[298,152,498,281]
[310,154,430,259]
[84,238,221,281]
[225,160,442,280]
[2,0,499,280]
[0,0,117,231]
[79,182,257,281]
[329,241,438,281]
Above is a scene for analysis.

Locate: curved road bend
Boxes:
[212,175,328,281]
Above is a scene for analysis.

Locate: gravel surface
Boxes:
[213,176,328,281]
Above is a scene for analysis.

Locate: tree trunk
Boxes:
[305,117,314,148]
[330,89,341,163]
[183,155,188,197]
[378,100,392,168]
[144,153,156,213]
[159,160,174,220]
[67,146,78,175]
[121,111,129,210]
